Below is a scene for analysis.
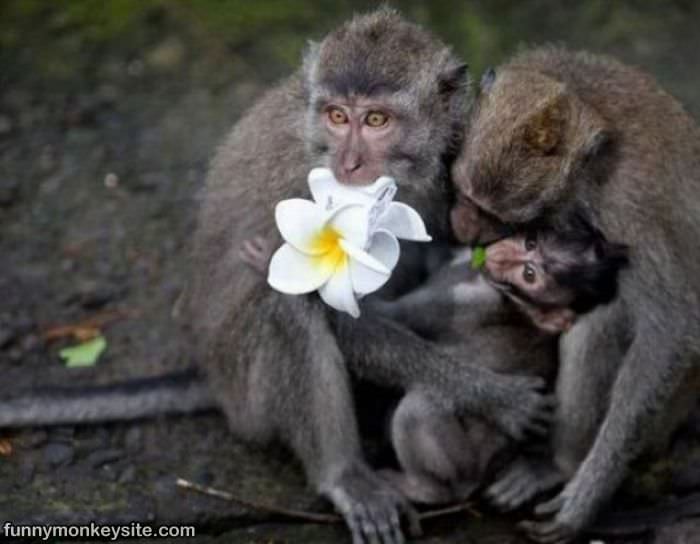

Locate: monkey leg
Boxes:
[333,313,555,443]
[552,306,625,477]
[386,390,478,504]
[210,294,418,544]
[521,303,694,543]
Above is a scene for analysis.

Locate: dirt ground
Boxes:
[1,2,699,542]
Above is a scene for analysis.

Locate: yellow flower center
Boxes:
[310,227,347,273]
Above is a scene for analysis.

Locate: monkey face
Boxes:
[450,194,513,245]
[317,98,400,185]
[483,233,576,309]
[451,68,608,235]
[303,18,470,203]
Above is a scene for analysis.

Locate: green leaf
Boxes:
[59,335,107,368]
[471,246,487,269]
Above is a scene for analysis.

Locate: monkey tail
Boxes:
[0,369,216,428]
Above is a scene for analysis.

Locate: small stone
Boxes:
[18,458,36,485]
[97,464,119,482]
[19,429,48,449]
[42,442,75,468]
[0,114,12,135]
[0,178,19,207]
[146,38,185,70]
[104,172,119,189]
[123,426,143,452]
[118,464,137,484]
[86,448,124,469]
[0,327,14,348]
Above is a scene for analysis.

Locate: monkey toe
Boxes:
[518,519,575,544]
[535,494,566,517]
[486,457,563,512]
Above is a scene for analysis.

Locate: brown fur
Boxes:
[453,46,700,542]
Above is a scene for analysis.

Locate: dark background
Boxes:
[0,1,698,542]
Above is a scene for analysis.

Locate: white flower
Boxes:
[267,168,431,318]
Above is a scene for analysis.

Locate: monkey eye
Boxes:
[327,107,349,125]
[522,263,537,284]
[524,233,537,251]
[365,111,389,128]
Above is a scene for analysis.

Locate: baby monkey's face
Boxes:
[483,232,577,310]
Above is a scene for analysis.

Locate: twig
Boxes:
[176,477,480,524]
[176,478,339,523]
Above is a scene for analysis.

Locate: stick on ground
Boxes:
[176,477,481,524]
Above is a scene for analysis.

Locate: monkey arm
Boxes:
[523,295,694,542]
[332,312,552,441]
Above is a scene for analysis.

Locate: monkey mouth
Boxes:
[483,273,514,295]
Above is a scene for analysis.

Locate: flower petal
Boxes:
[268,243,332,294]
[308,167,340,209]
[339,238,390,275]
[275,199,326,255]
[377,202,432,242]
[350,230,400,296]
[318,261,360,318]
[327,204,370,248]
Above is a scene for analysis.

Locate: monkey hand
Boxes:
[479,375,556,442]
[322,463,421,544]
[518,479,594,544]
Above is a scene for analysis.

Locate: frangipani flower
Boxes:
[268,168,431,317]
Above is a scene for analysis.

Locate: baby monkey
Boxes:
[240,223,628,504]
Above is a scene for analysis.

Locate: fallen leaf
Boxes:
[0,438,12,457]
[59,335,107,367]
[43,308,135,343]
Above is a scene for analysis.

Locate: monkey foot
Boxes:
[323,464,421,544]
[378,468,477,505]
[484,456,564,511]
[518,494,579,544]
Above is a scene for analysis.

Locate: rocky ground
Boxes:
[1,2,699,542]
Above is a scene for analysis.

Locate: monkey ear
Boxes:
[438,63,469,97]
[522,94,567,155]
[528,306,576,334]
[480,67,496,93]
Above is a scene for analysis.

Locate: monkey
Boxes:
[173,9,554,543]
[239,221,629,506]
[0,12,549,543]
[449,47,700,543]
[375,227,628,506]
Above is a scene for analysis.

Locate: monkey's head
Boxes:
[483,225,628,333]
[303,8,469,230]
[450,66,610,242]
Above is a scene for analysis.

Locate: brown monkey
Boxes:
[451,47,700,543]
[182,9,552,544]
[240,223,628,505]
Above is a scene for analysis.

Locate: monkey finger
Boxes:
[490,474,532,511]
[370,505,396,544]
[525,420,550,437]
[357,505,381,544]
[518,519,573,544]
[534,494,566,517]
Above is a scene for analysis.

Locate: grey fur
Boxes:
[182,10,550,543]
